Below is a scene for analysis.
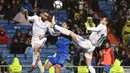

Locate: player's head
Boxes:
[62,20,72,30]
[104,40,110,49]
[40,11,50,22]
[100,17,109,26]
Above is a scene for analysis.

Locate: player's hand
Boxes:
[97,62,100,66]
[51,16,56,28]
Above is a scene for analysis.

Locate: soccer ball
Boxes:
[53,0,63,9]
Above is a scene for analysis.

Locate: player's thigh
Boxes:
[58,54,68,67]
[49,56,58,66]
[31,41,40,51]
[32,38,47,51]
[84,52,93,67]
[75,37,90,49]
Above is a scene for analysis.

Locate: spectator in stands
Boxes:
[65,54,74,70]
[126,9,130,19]
[0,28,10,45]
[73,50,86,73]
[3,3,13,23]
[13,9,31,25]
[10,29,26,54]
[114,46,122,60]
[93,13,100,26]
[110,59,124,73]
[11,0,21,18]
[9,57,22,73]
[22,0,32,12]
[98,40,114,73]
[25,29,32,44]
[122,20,130,48]
[0,3,4,20]
[84,17,96,34]
[78,0,84,10]
[29,7,40,16]
[87,8,94,17]
[122,49,130,66]
[74,9,86,27]
[13,29,24,43]
[0,56,8,73]
[67,7,75,20]
[0,0,4,4]
[72,24,82,35]
[96,50,103,66]
[107,27,120,47]
[114,0,128,20]
[0,0,6,9]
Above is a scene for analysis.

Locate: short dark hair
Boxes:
[105,17,109,23]
[103,39,110,45]
[64,20,73,30]
[41,10,50,15]
[103,17,109,25]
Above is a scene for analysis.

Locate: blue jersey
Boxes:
[56,35,71,54]
[49,35,71,66]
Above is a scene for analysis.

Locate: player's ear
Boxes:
[40,12,44,17]
[67,26,70,29]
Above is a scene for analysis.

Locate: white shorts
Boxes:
[31,37,47,49]
[84,51,93,59]
[75,35,93,50]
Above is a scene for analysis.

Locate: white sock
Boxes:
[37,60,43,73]
[32,52,39,65]
[54,25,71,36]
[88,66,96,73]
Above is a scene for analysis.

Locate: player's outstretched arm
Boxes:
[51,16,77,40]
[87,25,102,32]
[24,10,38,22]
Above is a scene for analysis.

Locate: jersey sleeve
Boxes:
[87,25,102,32]
[27,15,38,22]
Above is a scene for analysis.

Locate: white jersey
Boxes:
[87,24,107,47]
[28,15,54,41]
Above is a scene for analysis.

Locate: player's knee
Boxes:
[37,57,40,61]
[34,44,40,52]
[55,64,62,69]
[44,62,52,70]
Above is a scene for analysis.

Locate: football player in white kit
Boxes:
[25,11,55,73]
[52,17,108,73]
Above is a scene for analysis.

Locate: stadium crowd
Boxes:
[0,0,130,73]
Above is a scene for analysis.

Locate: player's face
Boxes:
[100,18,107,25]
[104,43,110,48]
[62,22,69,29]
[41,12,49,21]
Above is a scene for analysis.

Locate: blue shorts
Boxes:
[49,53,68,67]
[103,65,111,73]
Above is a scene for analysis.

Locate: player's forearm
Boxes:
[87,27,100,32]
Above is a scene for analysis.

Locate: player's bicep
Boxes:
[87,26,101,32]
[28,16,37,22]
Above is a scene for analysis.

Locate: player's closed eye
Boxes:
[44,14,49,17]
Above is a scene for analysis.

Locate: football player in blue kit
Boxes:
[44,20,72,73]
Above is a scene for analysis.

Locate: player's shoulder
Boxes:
[32,15,39,19]
[45,20,52,26]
